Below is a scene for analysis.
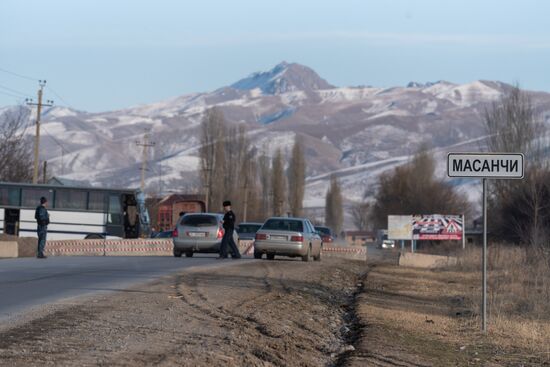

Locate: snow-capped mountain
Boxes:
[4,62,550,216]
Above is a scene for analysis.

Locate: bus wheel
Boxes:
[85,234,104,239]
[185,251,194,258]
[173,249,183,257]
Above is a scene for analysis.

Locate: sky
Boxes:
[1,0,549,112]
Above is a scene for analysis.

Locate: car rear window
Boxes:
[237,224,262,233]
[262,219,303,232]
[181,215,218,227]
[315,227,331,235]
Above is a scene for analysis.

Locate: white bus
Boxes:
[0,182,150,240]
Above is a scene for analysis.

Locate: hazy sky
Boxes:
[1,0,549,112]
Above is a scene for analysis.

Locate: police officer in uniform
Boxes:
[35,196,50,259]
[218,201,241,259]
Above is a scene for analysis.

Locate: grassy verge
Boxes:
[350,247,550,366]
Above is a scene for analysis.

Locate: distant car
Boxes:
[314,226,334,243]
[254,217,322,261]
[380,239,395,249]
[172,213,238,257]
[236,222,263,241]
[152,230,173,238]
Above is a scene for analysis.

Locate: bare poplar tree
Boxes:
[325,175,343,235]
[199,107,226,211]
[271,149,286,216]
[0,106,33,182]
[258,149,272,216]
[351,202,370,230]
[484,85,550,248]
[287,135,306,217]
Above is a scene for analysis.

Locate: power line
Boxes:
[0,83,31,98]
[46,85,72,108]
[0,90,25,99]
[0,66,38,81]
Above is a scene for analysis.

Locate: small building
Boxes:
[156,194,206,231]
[344,230,376,246]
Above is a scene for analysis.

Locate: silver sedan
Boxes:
[254,217,322,261]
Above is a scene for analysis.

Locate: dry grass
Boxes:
[358,248,550,365]
[455,244,550,360]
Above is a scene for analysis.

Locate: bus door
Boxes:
[106,194,124,238]
[4,209,20,236]
[123,194,139,239]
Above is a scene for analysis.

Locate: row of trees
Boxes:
[198,108,308,222]
[0,107,33,183]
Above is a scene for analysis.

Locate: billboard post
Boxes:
[447,152,524,333]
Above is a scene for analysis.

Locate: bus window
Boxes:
[107,194,122,225]
[88,191,105,211]
[21,188,52,208]
[55,190,87,210]
[0,188,21,206]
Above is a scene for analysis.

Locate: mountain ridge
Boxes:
[3,61,550,223]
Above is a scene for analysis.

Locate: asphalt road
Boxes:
[0,255,249,321]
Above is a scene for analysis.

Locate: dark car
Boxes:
[236,222,263,241]
[315,226,334,243]
[152,230,173,238]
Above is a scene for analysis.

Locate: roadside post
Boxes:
[447,152,524,332]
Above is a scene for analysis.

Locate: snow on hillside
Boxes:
[3,62,547,227]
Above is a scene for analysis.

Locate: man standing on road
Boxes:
[35,196,50,259]
[218,201,241,259]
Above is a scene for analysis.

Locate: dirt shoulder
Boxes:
[0,257,366,367]
[345,264,550,367]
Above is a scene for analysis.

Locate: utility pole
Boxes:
[42,161,48,184]
[26,80,53,184]
[135,131,155,194]
[242,180,249,222]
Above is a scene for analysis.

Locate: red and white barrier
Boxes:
[44,238,366,260]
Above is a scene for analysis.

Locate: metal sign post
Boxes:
[447,152,524,333]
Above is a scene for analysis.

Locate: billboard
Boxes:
[412,214,463,241]
[388,215,412,240]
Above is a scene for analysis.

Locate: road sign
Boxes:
[447,153,524,179]
[388,215,412,240]
[447,151,524,334]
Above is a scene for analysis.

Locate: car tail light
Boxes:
[255,233,267,240]
[172,228,178,238]
[322,235,333,242]
[217,228,224,239]
[290,235,304,242]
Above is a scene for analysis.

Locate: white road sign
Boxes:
[447,153,524,179]
[388,215,412,240]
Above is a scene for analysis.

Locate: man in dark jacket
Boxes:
[218,201,241,259]
[35,196,50,259]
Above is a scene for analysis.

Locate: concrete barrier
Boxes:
[0,241,18,258]
[322,245,367,261]
[399,252,457,268]
[45,239,172,257]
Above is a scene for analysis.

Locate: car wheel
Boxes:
[173,249,183,257]
[185,251,194,258]
[313,246,322,261]
[254,251,262,259]
[266,253,275,260]
[85,233,104,239]
[302,245,311,262]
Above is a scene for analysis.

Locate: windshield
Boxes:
[237,224,262,233]
[181,215,218,227]
[262,219,303,232]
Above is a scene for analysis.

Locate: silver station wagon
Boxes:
[254,217,322,261]
[172,213,238,257]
